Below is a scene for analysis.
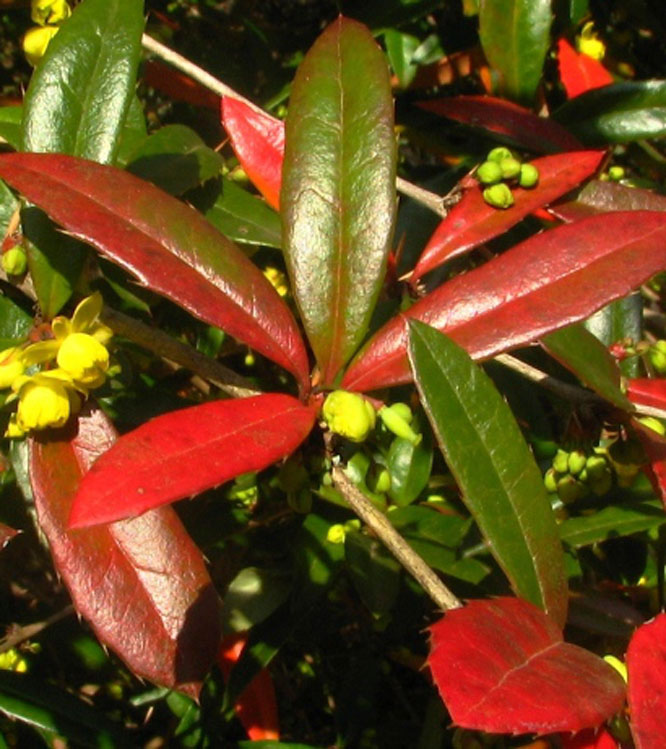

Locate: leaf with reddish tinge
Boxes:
[557,38,614,100]
[418,96,582,153]
[221,97,284,211]
[560,728,619,749]
[627,378,666,411]
[552,180,666,222]
[428,597,626,734]
[0,523,18,551]
[411,151,604,281]
[69,394,316,528]
[281,17,396,384]
[627,613,666,749]
[29,406,219,697]
[342,211,666,392]
[0,153,309,391]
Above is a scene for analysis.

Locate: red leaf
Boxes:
[0,153,309,392]
[411,150,604,281]
[631,416,666,509]
[418,96,582,153]
[342,211,666,392]
[626,378,666,411]
[0,523,19,550]
[218,633,280,741]
[29,406,220,697]
[626,613,666,749]
[143,60,220,111]
[557,39,614,100]
[221,97,284,211]
[69,394,316,528]
[428,598,626,734]
[560,728,619,749]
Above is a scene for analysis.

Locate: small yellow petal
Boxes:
[22,25,59,66]
[71,292,103,333]
[57,332,109,387]
[17,379,70,431]
[31,0,71,26]
[0,348,25,389]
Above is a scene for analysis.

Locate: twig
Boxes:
[0,604,75,653]
[331,466,462,612]
[100,306,260,399]
[141,34,449,219]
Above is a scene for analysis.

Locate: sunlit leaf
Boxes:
[557,38,613,99]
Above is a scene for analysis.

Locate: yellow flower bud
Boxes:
[0,648,28,673]
[16,378,71,431]
[263,266,289,297]
[22,25,59,66]
[577,22,606,61]
[322,390,376,443]
[0,348,25,389]
[31,0,71,26]
[2,247,28,276]
[57,332,109,387]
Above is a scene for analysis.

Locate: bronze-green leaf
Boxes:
[281,16,396,385]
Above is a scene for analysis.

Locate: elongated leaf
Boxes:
[479,0,552,104]
[0,106,21,150]
[69,394,316,527]
[557,38,613,99]
[409,321,567,625]
[428,598,626,733]
[559,499,665,547]
[0,153,310,389]
[554,80,666,145]
[0,295,32,349]
[342,211,666,392]
[627,613,666,749]
[281,17,396,384]
[21,0,144,163]
[627,378,666,410]
[222,97,284,211]
[542,323,631,410]
[144,60,220,112]
[418,96,582,153]
[411,151,603,281]
[560,728,619,749]
[29,406,220,696]
[552,180,666,222]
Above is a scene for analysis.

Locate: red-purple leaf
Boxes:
[626,613,666,749]
[342,211,666,392]
[560,728,619,749]
[411,151,604,281]
[221,97,284,211]
[428,597,626,734]
[632,417,666,510]
[626,378,666,411]
[69,394,316,528]
[557,38,614,100]
[552,180,666,223]
[144,60,220,112]
[0,523,19,550]
[0,153,309,392]
[29,406,219,697]
[418,96,582,153]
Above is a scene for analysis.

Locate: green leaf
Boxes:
[0,295,32,349]
[345,529,402,614]
[386,426,433,507]
[408,320,568,627]
[554,81,666,145]
[542,323,632,410]
[383,29,420,88]
[282,17,396,384]
[585,295,643,379]
[193,177,282,249]
[0,178,19,238]
[559,500,666,548]
[115,95,149,168]
[220,566,292,634]
[21,0,145,163]
[126,124,224,195]
[0,671,127,748]
[478,0,553,105]
[0,106,22,150]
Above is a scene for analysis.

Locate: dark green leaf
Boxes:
[559,500,666,548]
[282,17,396,384]
[220,566,292,634]
[0,295,32,349]
[542,323,632,410]
[554,81,666,145]
[345,529,402,614]
[479,0,553,104]
[383,29,420,88]
[409,320,568,627]
[115,95,148,168]
[386,426,433,507]
[21,0,145,163]
[585,295,643,379]
[0,107,22,150]
[127,124,223,195]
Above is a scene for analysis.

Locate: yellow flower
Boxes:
[263,266,289,297]
[577,22,606,61]
[14,373,76,432]
[0,648,28,673]
[31,0,71,26]
[0,347,25,389]
[322,390,376,443]
[57,332,109,387]
[22,25,59,66]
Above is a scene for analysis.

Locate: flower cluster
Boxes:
[1,293,112,437]
[22,0,71,67]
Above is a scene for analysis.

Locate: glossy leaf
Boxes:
[0,106,22,150]
[627,378,666,410]
[560,728,619,749]
[0,177,18,237]
[281,17,396,384]
[345,530,402,615]
[0,153,310,388]
[69,394,316,527]
[409,322,568,625]
[557,38,614,99]
[626,613,666,749]
[29,406,220,696]
[478,0,552,105]
[418,95,582,153]
[386,428,433,506]
[0,294,32,349]
[21,0,144,164]
[221,97,284,211]
[541,324,631,410]
[559,499,665,547]
[552,179,666,222]
[342,211,666,392]
[428,597,626,733]
[411,151,604,281]
[555,80,666,145]
[585,294,643,378]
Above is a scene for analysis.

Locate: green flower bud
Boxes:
[518,163,539,189]
[483,183,514,209]
[556,474,583,504]
[486,147,513,164]
[379,405,421,445]
[476,160,503,185]
[2,247,27,276]
[499,157,522,180]
[322,390,376,443]
[368,466,391,494]
[567,450,587,476]
[388,402,413,424]
[552,449,570,474]
[326,524,346,544]
[585,454,608,481]
[544,467,558,493]
[608,166,625,182]
[589,467,613,496]
[649,343,666,374]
